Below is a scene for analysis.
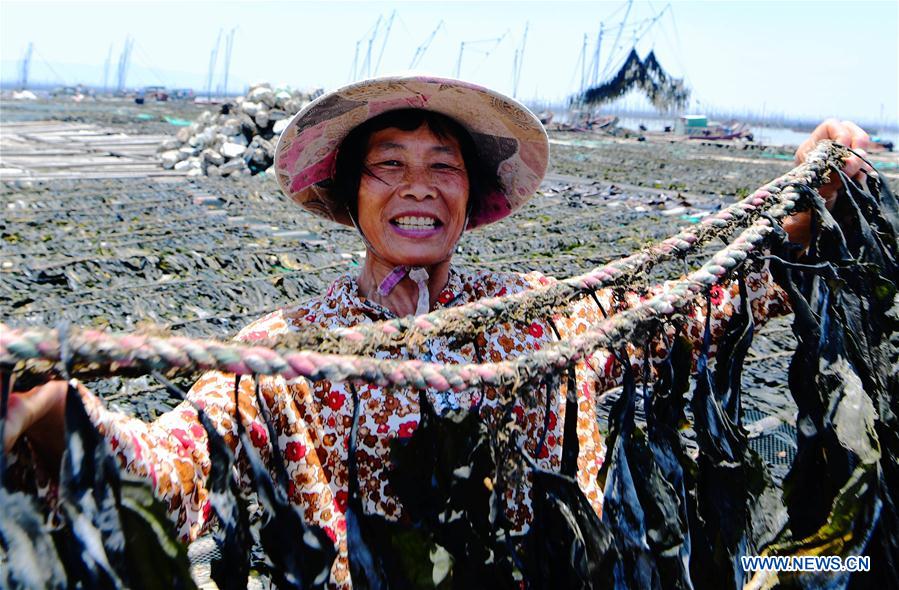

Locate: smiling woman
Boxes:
[355,124,469,314]
[3,75,874,588]
[332,110,479,316]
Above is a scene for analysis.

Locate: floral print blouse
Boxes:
[64,265,787,587]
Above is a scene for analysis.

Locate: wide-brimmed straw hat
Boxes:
[273,75,549,230]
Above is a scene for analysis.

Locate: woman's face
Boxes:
[357,123,470,267]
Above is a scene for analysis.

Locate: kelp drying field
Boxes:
[2,112,899,590]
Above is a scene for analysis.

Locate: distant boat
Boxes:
[194,96,225,105]
[869,136,895,152]
[676,115,753,141]
[552,114,618,133]
[587,115,619,130]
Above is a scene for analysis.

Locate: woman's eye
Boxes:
[379,160,402,167]
[432,162,458,170]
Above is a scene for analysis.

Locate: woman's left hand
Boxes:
[783,118,875,247]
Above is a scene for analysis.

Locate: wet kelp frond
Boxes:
[688,288,786,590]
[0,488,68,589]
[1,144,897,588]
[749,162,899,589]
[57,381,195,590]
[232,375,337,588]
[578,49,690,111]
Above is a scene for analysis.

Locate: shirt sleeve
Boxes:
[74,309,321,543]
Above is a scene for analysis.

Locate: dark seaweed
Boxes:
[344,384,443,589]
[646,335,695,589]
[520,461,618,589]
[687,289,786,590]
[0,488,68,589]
[56,381,196,589]
[760,166,899,588]
[601,355,663,588]
[579,49,690,111]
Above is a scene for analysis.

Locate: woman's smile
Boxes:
[389,211,444,237]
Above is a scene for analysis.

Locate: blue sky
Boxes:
[1,1,897,125]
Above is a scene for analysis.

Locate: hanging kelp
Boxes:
[645,335,694,589]
[2,142,898,589]
[578,49,690,111]
[748,167,899,588]
[686,285,786,590]
[344,386,522,588]
[232,380,336,589]
[0,377,197,590]
[156,371,338,589]
[598,352,666,588]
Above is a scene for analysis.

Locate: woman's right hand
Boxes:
[3,378,68,473]
[784,119,873,248]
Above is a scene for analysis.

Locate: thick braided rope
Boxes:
[0,164,814,391]
[271,141,846,356]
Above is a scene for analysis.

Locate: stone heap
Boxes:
[157,83,320,177]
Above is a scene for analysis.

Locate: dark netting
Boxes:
[578,49,690,111]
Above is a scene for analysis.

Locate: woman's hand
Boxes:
[3,378,68,473]
[783,119,874,247]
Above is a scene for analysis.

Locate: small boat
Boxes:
[869,136,895,152]
[586,114,619,130]
[676,115,753,141]
[551,113,618,133]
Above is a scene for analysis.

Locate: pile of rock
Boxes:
[157,83,320,177]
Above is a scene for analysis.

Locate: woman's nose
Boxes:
[400,167,436,200]
[402,182,436,201]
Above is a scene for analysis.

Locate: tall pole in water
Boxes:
[513,50,518,96]
[116,37,133,93]
[222,27,236,97]
[350,41,361,81]
[361,15,382,79]
[102,44,112,93]
[513,21,528,98]
[579,33,587,95]
[591,23,603,88]
[600,0,632,81]
[409,20,443,70]
[207,29,221,101]
[125,38,134,90]
[19,43,33,90]
[455,42,464,78]
[374,10,395,76]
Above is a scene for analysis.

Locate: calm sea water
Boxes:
[615,117,898,148]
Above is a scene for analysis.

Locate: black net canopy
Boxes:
[579,49,690,111]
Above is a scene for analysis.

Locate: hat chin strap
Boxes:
[346,207,469,316]
[376,265,431,316]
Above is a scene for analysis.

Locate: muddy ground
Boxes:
[1,96,210,135]
[2,98,830,477]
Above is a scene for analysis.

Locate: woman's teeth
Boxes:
[394,216,438,229]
